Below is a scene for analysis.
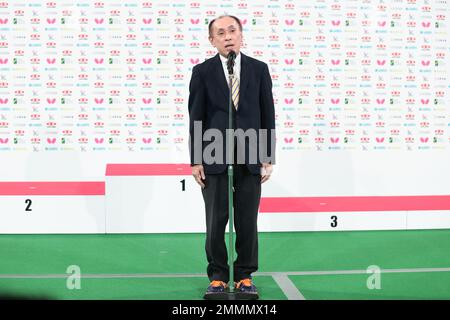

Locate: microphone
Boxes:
[227,50,236,75]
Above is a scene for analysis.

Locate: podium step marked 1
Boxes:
[0,182,105,233]
[1,164,449,233]
[105,164,204,233]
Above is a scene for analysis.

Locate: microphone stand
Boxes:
[224,51,253,300]
[226,52,236,299]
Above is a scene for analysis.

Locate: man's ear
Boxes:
[208,36,214,47]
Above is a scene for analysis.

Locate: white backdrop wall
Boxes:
[0,1,449,233]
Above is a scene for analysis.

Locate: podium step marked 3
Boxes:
[0,164,449,233]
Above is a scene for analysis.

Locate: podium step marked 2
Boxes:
[0,182,105,233]
[1,164,449,233]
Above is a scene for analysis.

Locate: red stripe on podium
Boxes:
[259,196,450,212]
[0,182,105,195]
[106,164,192,176]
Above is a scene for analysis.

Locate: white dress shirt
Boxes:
[219,52,241,86]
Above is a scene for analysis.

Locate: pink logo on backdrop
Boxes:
[331,98,340,104]
[285,59,294,65]
[330,137,339,143]
[284,98,293,104]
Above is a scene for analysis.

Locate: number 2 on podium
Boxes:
[25,199,32,212]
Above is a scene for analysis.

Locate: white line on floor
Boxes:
[1,267,450,279]
[2,267,450,300]
[271,274,305,300]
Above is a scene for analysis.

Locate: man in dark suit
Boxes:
[188,15,275,299]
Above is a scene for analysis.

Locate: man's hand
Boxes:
[260,163,273,184]
[192,164,206,188]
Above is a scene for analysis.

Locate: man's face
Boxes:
[209,16,243,58]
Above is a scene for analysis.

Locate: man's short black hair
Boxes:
[208,15,243,38]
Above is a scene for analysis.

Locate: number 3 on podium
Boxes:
[330,215,338,228]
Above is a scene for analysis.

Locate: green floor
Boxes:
[289,272,450,300]
[0,229,449,299]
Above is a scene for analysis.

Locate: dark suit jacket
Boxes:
[188,53,275,175]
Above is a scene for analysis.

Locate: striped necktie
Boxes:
[231,76,240,110]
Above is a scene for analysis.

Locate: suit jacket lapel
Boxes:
[212,52,251,106]
[212,53,229,101]
[239,53,250,107]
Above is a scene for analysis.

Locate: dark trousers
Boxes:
[201,164,262,283]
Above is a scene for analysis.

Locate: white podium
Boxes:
[0,182,105,233]
[257,196,450,232]
[105,164,205,233]
[1,162,449,234]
